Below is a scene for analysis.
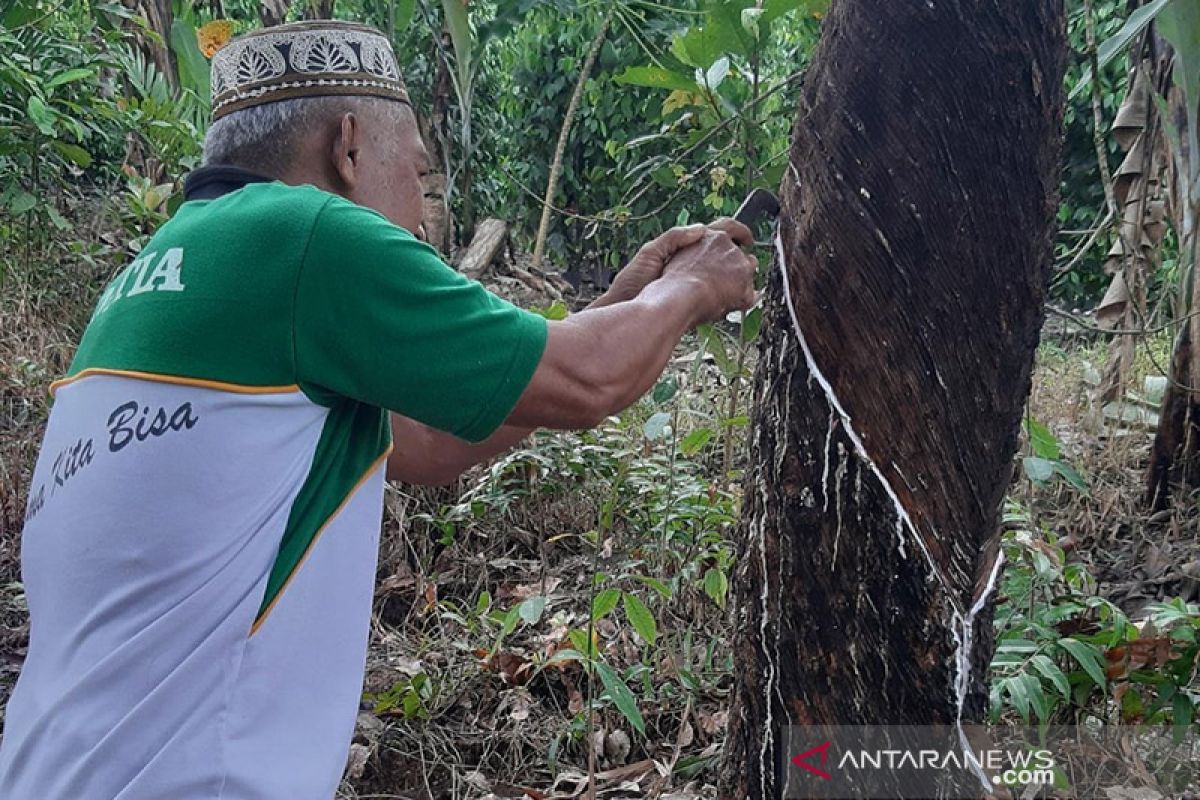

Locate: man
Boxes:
[0,20,756,798]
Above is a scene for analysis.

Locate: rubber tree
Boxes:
[718,1,1066,797]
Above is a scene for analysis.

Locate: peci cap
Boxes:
[209,20,410,121]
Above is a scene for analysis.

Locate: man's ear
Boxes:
[330,111,360,190]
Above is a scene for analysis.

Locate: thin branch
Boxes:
[531,9,614,268]
[1055,209,1113,273]
[1084,0,1118,219]
[1046,305,1200,337]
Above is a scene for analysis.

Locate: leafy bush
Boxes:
[991,500,1199,734]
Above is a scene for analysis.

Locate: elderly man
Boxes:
[0,20,756,799]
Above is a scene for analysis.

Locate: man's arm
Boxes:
[386,275,710,485]
[386,225,755,485]
[509,228,755,429]
[387,416,532,485]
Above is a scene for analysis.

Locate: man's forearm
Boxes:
[388,415,533,485]
[505,274,713,430]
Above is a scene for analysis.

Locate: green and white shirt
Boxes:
[0,179,547,799]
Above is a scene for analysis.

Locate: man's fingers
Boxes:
[707,217,754,247]
[657,224,708,255]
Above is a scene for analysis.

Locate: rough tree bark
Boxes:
[718,1,1065,797]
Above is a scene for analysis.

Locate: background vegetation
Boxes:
[1,0,1197,797]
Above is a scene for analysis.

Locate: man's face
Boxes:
[350,102,430,237]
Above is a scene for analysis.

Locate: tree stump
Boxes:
[456,218,508,280]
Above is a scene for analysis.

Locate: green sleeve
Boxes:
[294,195,547,443]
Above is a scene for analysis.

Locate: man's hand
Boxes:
[589,218,753,309]
[660,223,758,324]
[506,224,757,430]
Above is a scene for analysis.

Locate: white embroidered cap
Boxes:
[210,20,410,121]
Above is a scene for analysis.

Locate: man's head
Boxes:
[201,21,429,234]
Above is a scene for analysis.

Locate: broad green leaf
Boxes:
[740,306,763,342]
[46,68,94,90]
[671,2,752,69]
[1005,675,1031,723]
[741,7,764,38]
[52,141,92,168]
[3,0,38,27]
[1052,462,1089,494]
[593,660,645,734]
[634,575,672,599]
[614,66,699,93]
[46,205,69,230]
[1023,456,1055,484]
[5,190,37,215]
[393,0,417,31]
[703,56,729,91]
[27,95,55,136]
[1025,418,1059,460]
[652,376,678,404]
[1120,685,1145,720]
[989,679,1005,722]
[1058,637,1107,689]
[1019,671,1050,722]
[680,427,714,457]
[169,20,211,101]
[1172,691,1194,741]
[703,567,728,609]
[622,591,657,645]
[643,411,671,441]
[518,595,546,625]
[441,0,474,89]
[499,605,521,638]
[992,638,1039,665]
[592,588,621,621]
[1031,654,1071,699]
[541,648,586,669]
[568,628,596,659]
[1071,0,1175,100]
[699,324,734,376]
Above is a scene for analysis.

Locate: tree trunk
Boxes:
[456,217,508,279]
[303,0,335,19]
[1146,26,1200,508]
[260,0,289,27]
[718,1,1065,797]
[420,25,455,254]
[530,10,612,270]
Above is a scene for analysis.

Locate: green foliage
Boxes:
[991,501,1200,732]
[1,8,118,210]
[1054,0,1134,307]
[481,0,821,271]
[1023,417,1089,494]
[364,671,436,718]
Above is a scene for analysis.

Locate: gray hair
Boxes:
[202,95,407,175]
